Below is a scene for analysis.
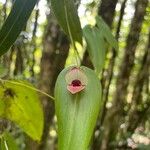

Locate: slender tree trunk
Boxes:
[98,0,118,26]
[30,4,39,78]
[3,0,8,21]
[100,0,149,149]
[13,46,24,76]
[126,30,150,133]
[2,0,9,72]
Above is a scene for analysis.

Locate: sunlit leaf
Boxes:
[0,132,19,150]
[83,25,106,74]
[0,81,44,141]
[0,0,38,56]
[0,99,5,116]
[55,66,102,150]
[96,16,118,50]
[51,0,82,45]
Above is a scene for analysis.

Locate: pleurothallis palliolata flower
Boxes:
[65,67,88,94]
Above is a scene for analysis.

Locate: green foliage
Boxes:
[0,132,19,150]
[0,0,38,56]
[51,0,82,45]
[0,98,5,116]
[0,0,148,149]
[83,16,118,74]
[0,80,44,141]
[55,66,102,150]
[96,16,118,50]
[83,25,106,74]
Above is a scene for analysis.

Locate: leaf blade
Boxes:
[0,0,38,56]
[55,66,102,150]
[51,0,82,44]
[96,16,118,50]
[0,81,44,141]
[83,25,106,74]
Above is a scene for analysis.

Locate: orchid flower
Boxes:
[65,67,88,94]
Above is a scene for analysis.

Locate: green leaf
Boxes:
[96,16,118,50]
[0,99,5,116]
[55,66,102,150]
[0,0,38,56]
[83,25,106,74]
[0,132,19,150]
[0,81,44,141]
[51,0,82,45]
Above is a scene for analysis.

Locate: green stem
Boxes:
[4,138,9,150]
[0,79,55,101]
[64,2,81,66]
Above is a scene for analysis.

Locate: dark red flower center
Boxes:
[71,80,81,87]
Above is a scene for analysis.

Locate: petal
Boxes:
[65,67,88,85]
[67,85,85,94]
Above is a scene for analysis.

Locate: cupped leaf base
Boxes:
[55,66,102,150]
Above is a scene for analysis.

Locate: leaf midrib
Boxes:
[67,94,78,150]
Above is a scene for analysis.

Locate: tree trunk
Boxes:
[30,4,39,78]
[98,0,118,27]
[126,30,150,133]
[100,0,149,149]
[13,46,24,76]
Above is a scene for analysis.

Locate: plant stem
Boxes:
[64,2,81,66]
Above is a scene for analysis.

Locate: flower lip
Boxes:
[65,67,88,94]
[71,79,81,87]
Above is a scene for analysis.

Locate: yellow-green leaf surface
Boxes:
[0,132,19,150]
[55,66,102,150]
[0,97,5,116]
[0,81,44,141]
[83,25,106,74]
[51,0,82,45]
[0,0,38,56]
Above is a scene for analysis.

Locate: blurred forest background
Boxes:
[0,0,149,149]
